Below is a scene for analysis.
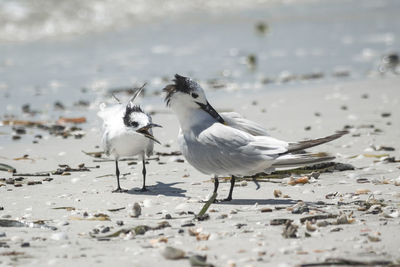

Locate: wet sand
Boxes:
[1,76,399,266]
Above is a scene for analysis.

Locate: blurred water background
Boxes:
[0,0,399,120]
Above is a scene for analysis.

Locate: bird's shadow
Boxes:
[126,181,186,197]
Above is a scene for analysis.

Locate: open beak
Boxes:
[136,123,162,144]
[196,101,226,124]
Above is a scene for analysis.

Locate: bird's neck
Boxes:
[172,105,215,133]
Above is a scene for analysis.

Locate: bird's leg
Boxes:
[213,175,219,193]
[212,175,219,203]
[139,158,148,192]
[222,175,236,201]
[112,160,127,193]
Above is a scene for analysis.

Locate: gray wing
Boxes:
[181,123,288,176]
[221,112,269,136]
[285,130,348,154]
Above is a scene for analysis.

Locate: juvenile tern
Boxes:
[164,74,347,201]
[98,87,161,192]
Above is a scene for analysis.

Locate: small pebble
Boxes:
[101,227,110,233]
[356,178,370,184]
[361,93,369,99]
[368,235,381,242]
[291,202,309,214]
[189,254,213,267]
[181,223,195,227]
[255,22,268,34]
[260,208,272,213]
[12,135,21,140]
[165,214,172,220]
[130,202,141,218]
[316,221,330,227]
[161,246,185,260]
[14,127,26,135]
[21,242,30,247]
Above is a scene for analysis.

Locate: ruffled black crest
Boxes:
[163,74,198,106]
[123,104,143,127]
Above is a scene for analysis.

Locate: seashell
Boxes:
[336,213,355,224]
[368,235,381,242]
[306,221,316,232]
[367,205,381,214]
[196,233,210,241]
[273,189,282,198]
[149,237,168,246]
[383,210,399,218]
[288,176,309,185]
[355,189,371,195]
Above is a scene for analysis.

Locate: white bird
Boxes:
[164,74,347,201]
[98,87,161,192]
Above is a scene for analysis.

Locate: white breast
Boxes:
[104,129,149,159]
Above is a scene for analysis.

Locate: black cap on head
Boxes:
[123,105,143,127]
[163,74,199,106]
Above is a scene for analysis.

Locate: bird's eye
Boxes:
[191,93,199,99]
[131,121,138,127]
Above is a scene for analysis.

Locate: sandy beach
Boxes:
[1,76,400,266]
[1,0,400,266]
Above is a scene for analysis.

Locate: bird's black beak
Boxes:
[136,123,162,144]
[196,101,226,124]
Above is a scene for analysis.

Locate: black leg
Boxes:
[140,158,148,192]
[223,175,236,201]
[112,160,126,193]
[212,176,219,203]
[213,176,219,194]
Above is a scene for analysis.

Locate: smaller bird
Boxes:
[98,87,161,192]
